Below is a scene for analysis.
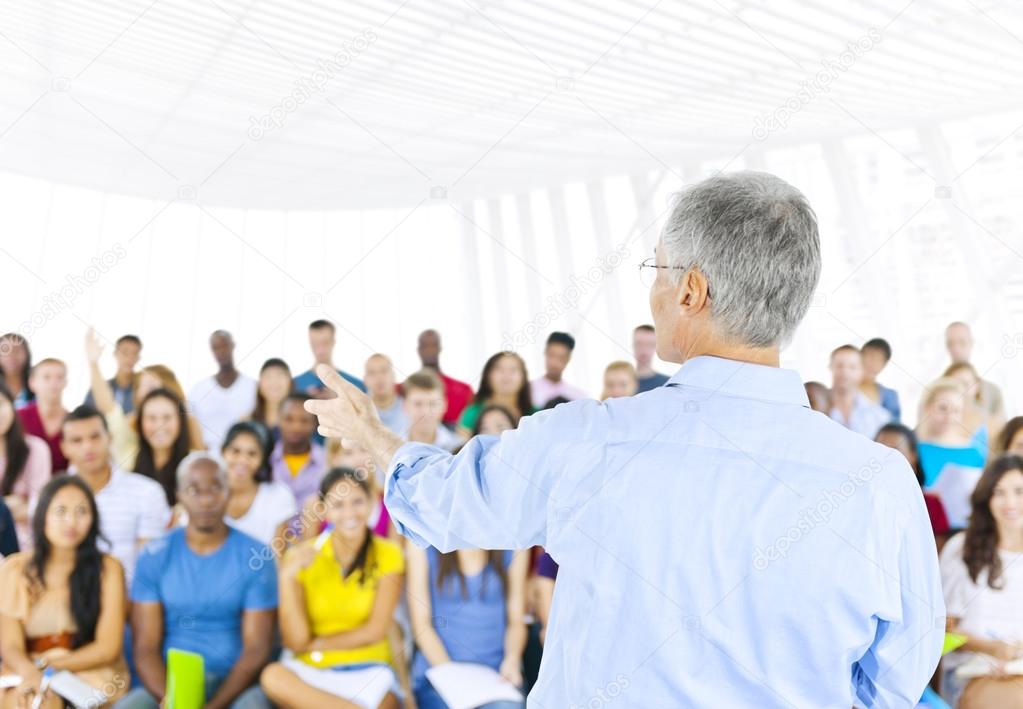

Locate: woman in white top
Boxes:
[222,421,296,551]
[940,453,1023,708]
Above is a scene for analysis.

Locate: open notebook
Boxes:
[425,662,523,709]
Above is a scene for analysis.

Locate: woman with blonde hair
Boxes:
[601,361,639,400]
[85,330,204,469]
[942,361,1005,452]
[917,378,987,530]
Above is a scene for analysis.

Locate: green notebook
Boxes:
[943,632,967,655]
[166,648,205,709]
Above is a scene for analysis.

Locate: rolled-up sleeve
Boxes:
[385,400,601,552]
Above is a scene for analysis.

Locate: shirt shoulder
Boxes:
[227,526,271,559]
[116,470,168,499]
[372,537,405,575]
[137,528,179,563]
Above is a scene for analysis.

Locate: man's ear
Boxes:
[678,269,710,311]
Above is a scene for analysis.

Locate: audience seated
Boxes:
[83,334,141,415]
[875,423,950,546]
[417,329,473,427]
[828,345,891,438]
[188,331,258,452]
[0,333,33,409]
[601,361,638,400]
[945,321,1005,421]
[917,379,988,530]
[632,324,669,392]
[3,317,1017,708]
[457,353,534,438]
[270,395,327,513]
[134,388,197,509]
[940,454,1023,708]
[407,546,529,709]
[260,468,406,709]
[250,358,292,443]
[365,354,408,435]
[0,381,51,550]
[60,406,169,582]
[803,381,831,413]
[0,499,17,557]
[326,439,394,541]
[123,453,276,709]
[0,476,129,707]
[944,362,1002,450]
[995,417,1023,455]
[223,422,297,548]
[86,327,203,470]
[530,332,587,407]
[860,337,901,422]
[472,405,517,437]
[18,358,69,475]
[402,371,461,452]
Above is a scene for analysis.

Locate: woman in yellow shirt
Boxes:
[261,467,406,709]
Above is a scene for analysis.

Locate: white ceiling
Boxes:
[1,0,1022,209]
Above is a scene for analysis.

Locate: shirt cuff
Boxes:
[384,441,452,549]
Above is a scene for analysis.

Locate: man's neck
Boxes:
[635,363,655,377]
[79,464,113,493]
[185,524,229,554]
[545,372,562,384]
[682,340,781,368]
[283,440,311,456]
[36,398,64,414]
[372,391,396,409]
[831,387,857,409]
[408,422,437,444]
[114,370,134,388]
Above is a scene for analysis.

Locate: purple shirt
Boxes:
[270,440,327,508]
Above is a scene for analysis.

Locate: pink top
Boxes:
[1,435,52,551]
[530,376,588,408]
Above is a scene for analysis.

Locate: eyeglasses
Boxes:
[638,257,710,296]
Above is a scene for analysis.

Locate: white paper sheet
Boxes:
[425,662,523,709]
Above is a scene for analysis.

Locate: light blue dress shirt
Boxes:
[385,355,945,707]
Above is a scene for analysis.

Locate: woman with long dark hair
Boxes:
[133,388,192,508]
[0,381,51,551]
[223,421,296,548]
[0,476,128,707]
[457,352,533,439]
[407,543,529,708]
[261,467,408,708]
[0,333,32,409]
[940,454,1023,707]
[250,358,293,442]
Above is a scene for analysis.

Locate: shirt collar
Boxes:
[665,355,809,408]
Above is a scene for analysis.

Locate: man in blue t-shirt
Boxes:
[122,453,277,709]
[293,320,366,443]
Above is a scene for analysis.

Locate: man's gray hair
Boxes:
[661,171,821,347]
[175,451,227,489]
